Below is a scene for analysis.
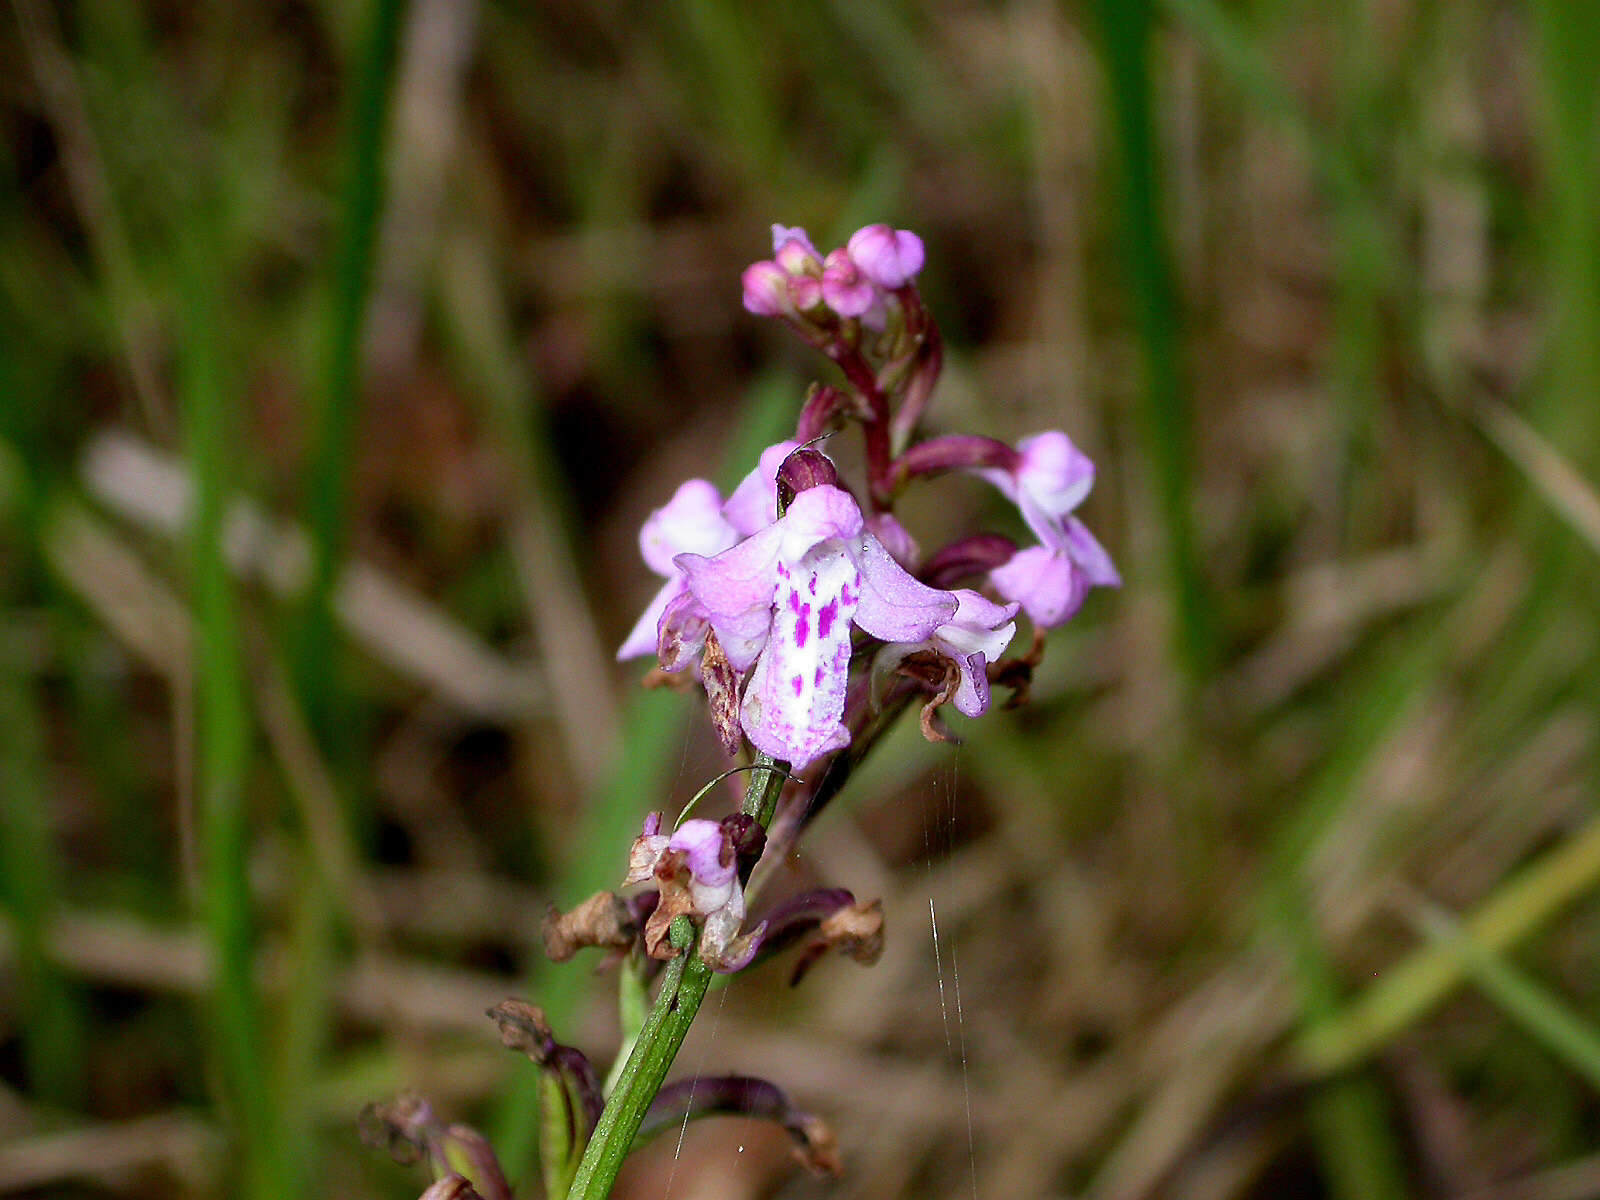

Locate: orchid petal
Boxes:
[640,479,736,576]
[618,576,683,662]
[849,534,957,642]
[820,249,876,317]
[975,430,1096,545]
[722,441,799,536]
[846,224,925,289]
[669,820,734,889]
[1063,516,1122,587]
[677,523,785,670]
[777,484,863,553]
[991,544,1088,629]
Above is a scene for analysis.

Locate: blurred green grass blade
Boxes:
[0,587,85,1106]
[295,0,405,734]
[1276,879,1408,1200]
[1528,0,1600,452]
[490,374,796,1178]
[437,234,619,792]
[1265,620,1443,880]
[1325,1,1388,538]
[1415,902,1600,1092]
[1257,616,1442,1197]
[1086,0,1209,680]
[1298,809,1600,1077]
[275,858,340,1185]
[1160,0,1366,205]
[676,0,781,178]
[0,435,85,1107]
[177,224,291,1198]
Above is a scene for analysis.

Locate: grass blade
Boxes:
[1088,0,1209,680]
[1413,900,1600,1092]
[294,0,405,734]
[177,222,290,1198]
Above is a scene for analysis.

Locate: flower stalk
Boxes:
[368,220,1116,1200]
[564,918,710,1200]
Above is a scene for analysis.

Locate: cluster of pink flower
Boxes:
[368,223,1120,1200]
[620,223,1119,772]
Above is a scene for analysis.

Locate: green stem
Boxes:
[565,918,714,1200]
[561,755,787,1200]
[741,751,791,828]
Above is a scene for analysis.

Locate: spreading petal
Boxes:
[677,522,785,670]
[877,588,1018,718]
[619,479,738,662]
[849,534,957,642]
[1061,516,1121,587]
[640,479,737,575]
[618,576,686,661]
[933,590,1018,716]
[976,431,1095,545]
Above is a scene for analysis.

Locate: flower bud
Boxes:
[820,248,876,317]
[771,225,822,275]
[847,223,925,289]
[741,260,792,316]
[775,447,840,512]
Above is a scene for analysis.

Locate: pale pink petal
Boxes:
[874,588,1017,718]
[741,260,791,316]
[1062,516,1121,587]
[990,544,1088,629]
[639,479,735,576]
[865,512,919,568]
[771,224,820,263]
[849,534,957,642]
[776,484,864,555]
[668,819,734,888]
[617,576,683,661]
[677,523,785,670]
[976,430,1096,545]
[937,590,1018,717]
[821,249,876,317]
[722,441,799,536]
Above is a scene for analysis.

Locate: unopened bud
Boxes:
[776,448,839,511]
[741,260,791,317]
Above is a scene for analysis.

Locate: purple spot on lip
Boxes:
[816,600,839,639]
[808,572,819,594]
[791,674,805,696]
[788,590,805,614]
[813,665,825,687]
[794,612,809,647]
